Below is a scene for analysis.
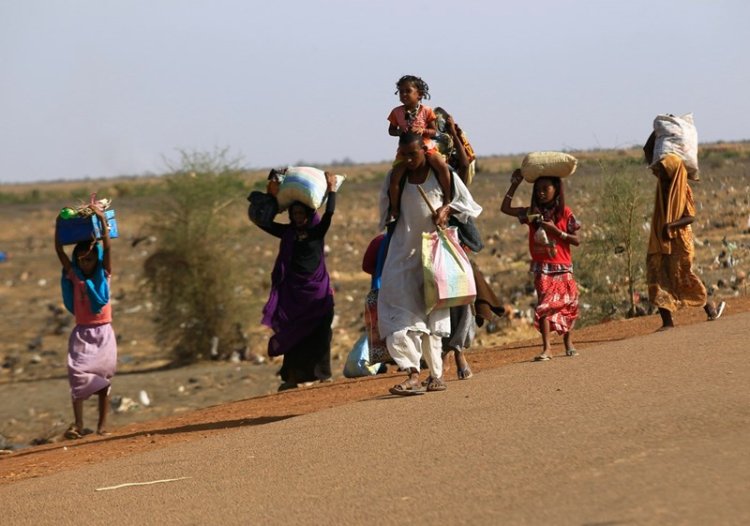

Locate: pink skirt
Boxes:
[534,272,579,335]
[67,323,117,400]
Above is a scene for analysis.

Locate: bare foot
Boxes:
[455,351,473,379]
[441,350,454,375]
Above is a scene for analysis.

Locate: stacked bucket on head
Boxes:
[57,196,119,246]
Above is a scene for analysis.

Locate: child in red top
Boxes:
[386,75,452,224]
[501,170,581,361]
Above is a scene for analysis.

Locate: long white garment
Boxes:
[377,170,482,342]
[386,329,443,378]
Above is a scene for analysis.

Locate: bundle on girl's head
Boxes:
[520,152,578,183]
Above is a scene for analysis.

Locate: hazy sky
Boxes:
[1,0,748,183]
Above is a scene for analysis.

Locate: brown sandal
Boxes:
[426,376,447,392]
[389,376,424,396]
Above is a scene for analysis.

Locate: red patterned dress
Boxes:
[526,206,580,335]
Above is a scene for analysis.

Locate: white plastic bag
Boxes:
[651,113,699,180]
[343,333,383,378]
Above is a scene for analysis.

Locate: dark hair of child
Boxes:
[73,240,98,259]
[398,130,426,147]
[395,75,431,100]
[530,177,566,223]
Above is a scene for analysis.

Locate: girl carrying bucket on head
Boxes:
[55,205,117,438]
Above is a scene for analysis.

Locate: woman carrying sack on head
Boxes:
[646,153,725,329]
[250,172,338,391]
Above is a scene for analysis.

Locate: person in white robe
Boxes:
[378,132,481,395]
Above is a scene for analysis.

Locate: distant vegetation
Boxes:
[2,141,747,361]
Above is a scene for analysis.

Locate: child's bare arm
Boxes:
[447,116,470,181]
[540,220,580,247]
[388,124,401,137]
[423,120,437,139]
[93,207,112,274]
[54,220,72,273]
[501,170,528,218]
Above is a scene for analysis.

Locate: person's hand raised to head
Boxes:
[446,114,457,133]
[324,171,337,192]
[510,169,523,185]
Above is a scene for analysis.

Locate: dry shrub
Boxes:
[576,160,651,323]
[143,148,250,363]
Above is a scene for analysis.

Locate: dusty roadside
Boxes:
[2,295,748,485]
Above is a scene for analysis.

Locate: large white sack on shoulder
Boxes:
[651,113,699,180]
[275,166,345,211]
[521,152,578,182]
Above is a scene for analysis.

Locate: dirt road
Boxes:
[3,309,749,525]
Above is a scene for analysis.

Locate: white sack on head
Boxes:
[275,166,345,211]
[651,113,699,180]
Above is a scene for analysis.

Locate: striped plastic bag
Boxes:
[275,166,345,211]
[422,226,476,314]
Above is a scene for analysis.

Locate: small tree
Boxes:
[578,161,650,321]
[143,148,250,363]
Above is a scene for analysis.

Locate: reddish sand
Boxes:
[2,295,747,485]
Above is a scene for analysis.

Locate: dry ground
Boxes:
[2,294,749,486]
[1,144,748,457]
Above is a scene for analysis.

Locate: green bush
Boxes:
[577,163,651,324]
[143,148,251,363]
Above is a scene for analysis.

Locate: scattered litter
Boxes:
[95,477,190,492]
[138,390,151,407]
[111,396,139,413]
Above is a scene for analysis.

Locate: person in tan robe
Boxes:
[647,153,725,329]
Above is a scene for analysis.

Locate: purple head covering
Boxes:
[261,209,334,356]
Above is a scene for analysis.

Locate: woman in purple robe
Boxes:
[251,172,337,391]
